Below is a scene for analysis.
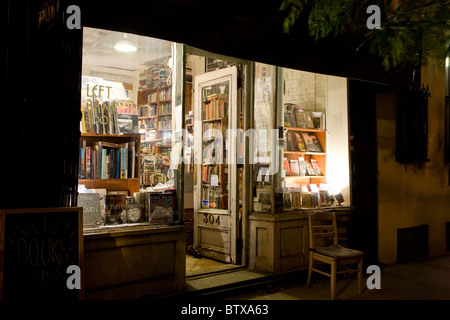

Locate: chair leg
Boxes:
[357,258,363,295]
[330,260,336,300]
[307,251,313,288]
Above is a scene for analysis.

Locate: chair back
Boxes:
[308,211,338,250]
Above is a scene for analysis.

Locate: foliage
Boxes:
[280,0,450,71]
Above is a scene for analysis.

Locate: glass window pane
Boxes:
[201,80,230,210]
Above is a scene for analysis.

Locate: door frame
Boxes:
[193,66,238,263]
[186,46,253,265]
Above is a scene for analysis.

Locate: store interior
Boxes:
[79,27,351,277]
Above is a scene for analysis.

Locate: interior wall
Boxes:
[283,70,350,202]
[326,76,350,204]
[377,59,450,264]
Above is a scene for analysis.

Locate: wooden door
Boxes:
[193,67,239,263]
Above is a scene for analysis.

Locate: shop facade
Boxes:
[7,0,449,300]
[73,24,355,299]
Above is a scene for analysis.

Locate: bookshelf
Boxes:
[78,133,141,196]
[138,84,173,187]
[201,93,229,210]
[283,127,327,189]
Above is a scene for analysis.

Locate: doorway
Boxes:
[183,51,249,276]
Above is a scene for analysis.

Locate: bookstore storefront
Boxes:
[77,27,352,299]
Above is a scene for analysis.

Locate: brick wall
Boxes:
[284,68,327,113]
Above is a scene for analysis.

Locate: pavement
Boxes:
[179,254,450,301]
[170,254,450,318]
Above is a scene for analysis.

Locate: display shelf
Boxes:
[137,81,173,188]
[283,125,327,189]
[78,133,141,196]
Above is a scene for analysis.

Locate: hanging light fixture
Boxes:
[114,34,137,52]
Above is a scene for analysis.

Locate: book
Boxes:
[288,110,297,127]
[77,192,102,228]
[310,134,323,152]
[79,140,86,179]
[298,157,306,176]
[305,161,316,176]
[104,194,127,225]
[283,158,291,176]
[301,133,317,152]
[128,142,136,178]
[118,113,139,134]
[294,132,307,151]
[289,159,299,176]
[311,159,322,175]
[291,189,301,209]
[285,131,295,151]
[304,111,315,129]
[295,111,307,128]
[311,112,325,130]
[283,192,292,210]
[284,110,291,127]
[301,192,311,208]
[86,147,92,179]
[319,190,332,206]
[121,143,128,179]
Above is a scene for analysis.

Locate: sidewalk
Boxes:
[223,254,450,300]
[179,254,450,301]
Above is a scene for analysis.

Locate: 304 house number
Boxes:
[203,213,220,226]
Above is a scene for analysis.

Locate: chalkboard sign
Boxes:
[0,207,83,300]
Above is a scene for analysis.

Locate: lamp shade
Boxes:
[114,39,137,52]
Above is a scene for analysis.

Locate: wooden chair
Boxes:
[307,211,363,300]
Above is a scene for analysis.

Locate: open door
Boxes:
[193,66,239,264]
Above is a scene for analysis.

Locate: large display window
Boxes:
[77,27,184,229]
[252,64,351,213]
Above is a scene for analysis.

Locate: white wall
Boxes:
[326,76,350,203]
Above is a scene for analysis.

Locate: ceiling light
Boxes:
[114,34,137,52]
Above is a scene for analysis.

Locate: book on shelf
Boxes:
[118,113,139,134]
[79,139,86,179]
[311,112,325,130]
[319,190,332,206]
[283,192,292,210]
[310,159,322,176]
[305,161,316,176]
[293,132,307,152]
[77,192,102,228]
[295,111,307,128]
[289,159,299,176]
[283,158,291,176]
[285,131,295,151]
[311,134,323,152]
[290,188,301,209]
[298,157,306,176]
[304,111,315,129]
[104,194,127,225]
[288,111,297,127]
[83,99,121,135]
[128,141,136,179]
[86,146,92,179]
[88,141,134,179]
[284,110,291,127]
[301,132,318,152]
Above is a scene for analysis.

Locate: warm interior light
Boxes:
[114,34,137,52]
